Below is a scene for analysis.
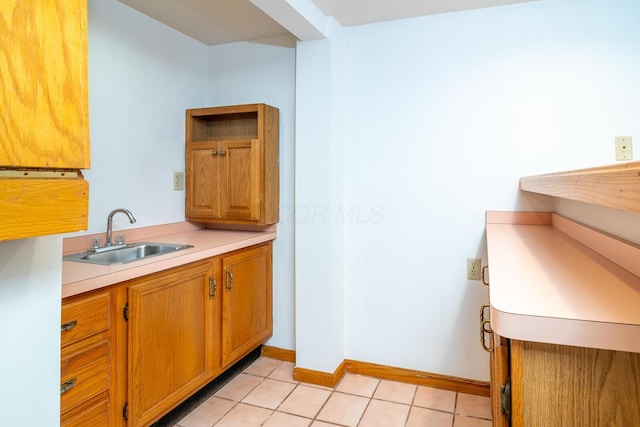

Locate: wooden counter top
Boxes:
[62,222,277,298]
[486,212,640,353]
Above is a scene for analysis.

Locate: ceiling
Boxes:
[118,0,540,46]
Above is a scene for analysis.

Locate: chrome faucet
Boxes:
[105,208,136,247]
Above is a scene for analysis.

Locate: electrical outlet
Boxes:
[467,258,481,280]
[615,136,633,161]
[173,172,184,191]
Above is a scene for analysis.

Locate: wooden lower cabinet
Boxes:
[61,289,113,426]
[126,261,221,427]
[221,243,273,368]
[490,337,640,426]
[108,242,273,427]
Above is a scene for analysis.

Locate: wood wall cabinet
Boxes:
[60,289,113,427]
[186,104,279,226]
[110,242,273,427]
[0,0,90,241]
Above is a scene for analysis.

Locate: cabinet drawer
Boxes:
[61,396,109,427]
[61,292,109,347]
[61,339,109,414]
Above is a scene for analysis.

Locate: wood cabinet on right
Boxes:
[221,243,273,368]
[490,337,640,426]
[185,104,279,226]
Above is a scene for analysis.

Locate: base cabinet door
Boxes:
[493,338,640,426]
[221,243,273,368]
[126,261,219,427]
[510,340,640,427]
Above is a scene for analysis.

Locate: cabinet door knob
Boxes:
[211,150,217,156]
[219,150,226,156]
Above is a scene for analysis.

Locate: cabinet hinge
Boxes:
[0,168,79,179]
[123,302,129,322]
[500,377,511,417]
[122,401,128,421]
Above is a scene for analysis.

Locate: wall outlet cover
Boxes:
[467,258,481,280]
[173,171,184,191]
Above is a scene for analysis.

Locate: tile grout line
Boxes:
[178,357,493,427]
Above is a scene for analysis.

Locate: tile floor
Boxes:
[171,356,492,427]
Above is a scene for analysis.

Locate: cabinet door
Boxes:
[221,244,273,368]
[0,0,89,169]
[127,262,216,427]
[512,340,640,426]
[186,142,221,219]
[219,139,261,221]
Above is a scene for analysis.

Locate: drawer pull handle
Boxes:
[481,266,490,286]
[209,276,217,299]
[480,304,494,353]
[61,320,78,333]
[225,268,234,291]
[60,377,77,395]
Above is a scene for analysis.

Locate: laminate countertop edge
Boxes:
[62,225,277,298]
[486,211,640,353]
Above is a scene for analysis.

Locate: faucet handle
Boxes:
[116,234,126,245]
[90,238,102,250]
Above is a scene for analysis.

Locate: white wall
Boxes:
[0,236,62,425]
[82,0,208,235]
[294,0,640,381]
[206,38,297,351]
[295,19,348,373]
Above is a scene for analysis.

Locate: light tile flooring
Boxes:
[172,357,492,427]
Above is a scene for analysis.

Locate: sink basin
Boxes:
[63,242,194,265]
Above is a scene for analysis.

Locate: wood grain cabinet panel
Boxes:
[126,261,220,427]
[0,0,90,241]
[221,243,273,368]
[489,336,640,427]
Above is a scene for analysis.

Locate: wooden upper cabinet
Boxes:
[0,0,89,168]
[0,0,90,241]
[185,104,279,226]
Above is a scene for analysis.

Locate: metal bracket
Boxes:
[500,378,512,416]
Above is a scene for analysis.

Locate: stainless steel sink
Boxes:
[63,242,194,265]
